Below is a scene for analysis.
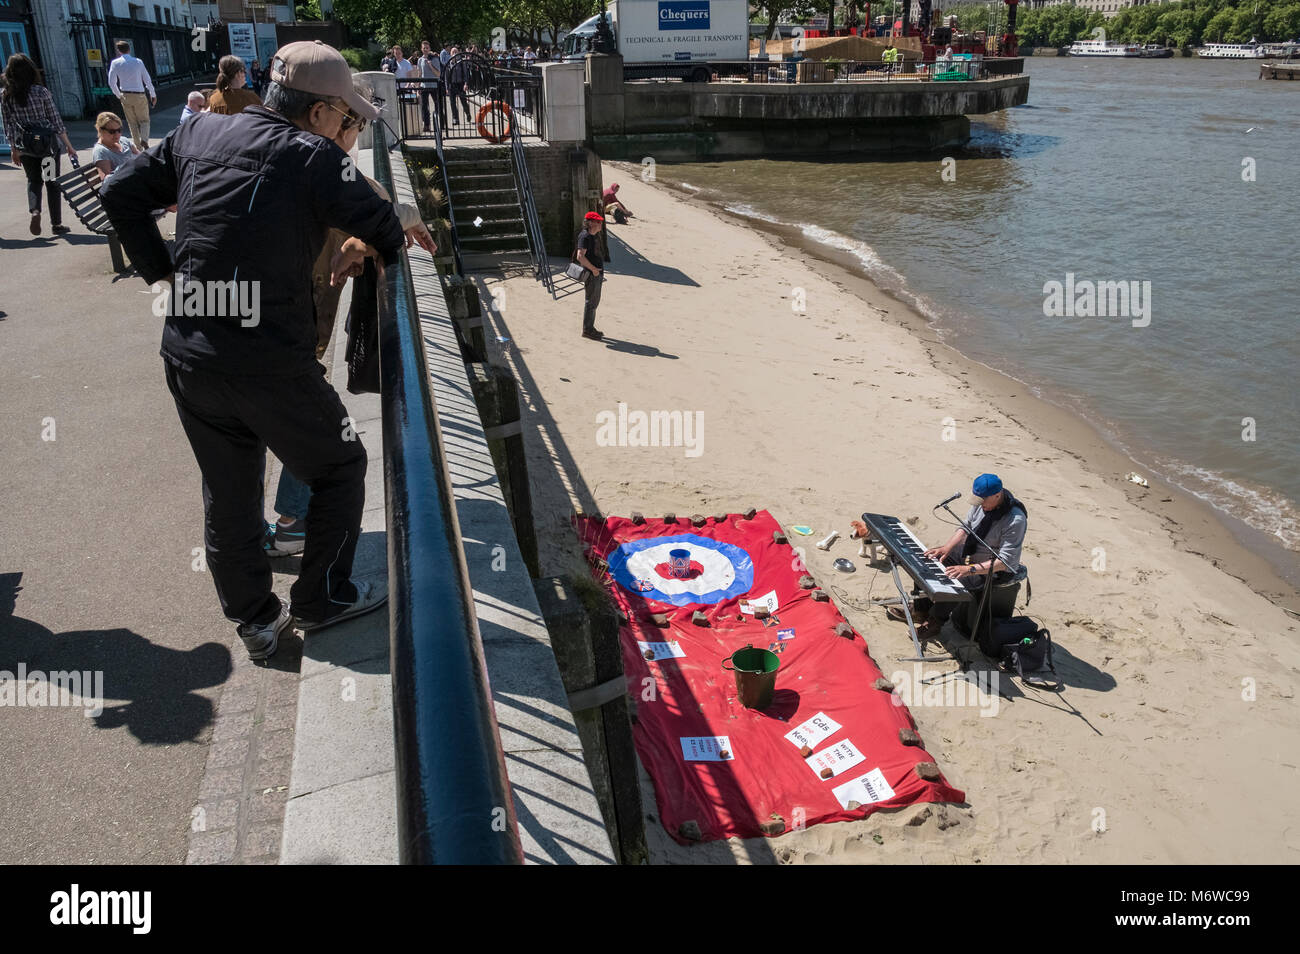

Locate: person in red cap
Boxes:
[101,40,406,661]
[575,211,606,340]
[601,182,633,224]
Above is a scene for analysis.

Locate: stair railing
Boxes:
[509,119,554,297]
[431,82,465,276]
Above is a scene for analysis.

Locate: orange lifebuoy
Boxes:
[476,101,512,143]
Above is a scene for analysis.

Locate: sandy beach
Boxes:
[470,162,1300,864]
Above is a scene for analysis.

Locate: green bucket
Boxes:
[722,644,780,710]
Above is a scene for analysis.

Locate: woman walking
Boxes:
[206,55,261,115]
[1,53,77,236]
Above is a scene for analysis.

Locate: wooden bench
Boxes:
[55,158,130,273]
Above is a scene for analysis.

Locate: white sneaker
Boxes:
[295,579,388,632]
[238,599,292,660]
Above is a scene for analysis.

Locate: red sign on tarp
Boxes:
[576,510,965,843]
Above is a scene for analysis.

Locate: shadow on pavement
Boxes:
[0,571,231,745]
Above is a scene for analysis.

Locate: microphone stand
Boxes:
[939,500,1021,672]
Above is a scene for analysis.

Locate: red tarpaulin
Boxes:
[576,511,965,844]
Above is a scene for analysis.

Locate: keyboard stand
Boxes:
[871,558,957,667]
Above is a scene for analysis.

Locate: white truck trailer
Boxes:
[560,0,750,82]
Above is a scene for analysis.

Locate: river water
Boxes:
[649,56,1300,574]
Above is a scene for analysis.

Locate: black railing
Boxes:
[509,121,554,297]
[370,124,523,865]
[397,71,542,142]
[430,97,465,275]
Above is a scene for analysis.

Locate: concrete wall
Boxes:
[585,52,1029,160]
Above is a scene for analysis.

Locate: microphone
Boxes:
[934,491,962,509]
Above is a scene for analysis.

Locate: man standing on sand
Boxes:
[107,40,156,148]
[100,40,405,662]
[575,211,606,341]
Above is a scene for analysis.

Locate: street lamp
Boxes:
[594,0,616,53]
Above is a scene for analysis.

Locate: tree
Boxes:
[1202,7,1236,42]
[540,0,598,51]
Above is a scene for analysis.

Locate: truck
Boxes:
[559,0,751,82]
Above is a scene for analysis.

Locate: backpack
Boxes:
[978,615,1055,679]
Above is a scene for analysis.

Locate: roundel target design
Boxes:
[608,534,754,606]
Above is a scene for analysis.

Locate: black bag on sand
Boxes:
[345,259,381,395]
[979,615,1056,680]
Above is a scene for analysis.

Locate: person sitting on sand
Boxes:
[602,182,634,224]
[851,472,1026,639]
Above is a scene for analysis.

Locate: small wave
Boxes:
[678,181,702,192]
[1159,462,1300,551]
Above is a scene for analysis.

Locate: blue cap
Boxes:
[972,473,1003,499]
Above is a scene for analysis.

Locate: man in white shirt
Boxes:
[107,40,156,148]
[393,47,415,79]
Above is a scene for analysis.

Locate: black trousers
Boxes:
[420,87,446,129]
[915,553,983,624]
[163,359,367,625]
[583,271,603,331]
[19,152,62,223]
[449,82,470,124]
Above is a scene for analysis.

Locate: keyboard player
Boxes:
[851,473,1027,638]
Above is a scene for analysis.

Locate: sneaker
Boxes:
[30,214,40,236]
[52,224,71,235]
[295,578,388,632]
[581,328,604,341]
[886,604,926,624]
[263,518,306,558]
[237,598,291,660]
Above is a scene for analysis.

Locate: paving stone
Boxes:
[259,704,297,733]
[193,799,239,834]
[186,830,237,865]
[257,728,296,764]
[198,765,245,800]
[244,824,283,859]
[254,756,294,792]
[206,737,251,769]
[210,708,255,742]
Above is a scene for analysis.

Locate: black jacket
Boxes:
[100,106,404,376]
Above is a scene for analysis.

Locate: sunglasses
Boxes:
[324,100,367,133]
[103,126,122,134]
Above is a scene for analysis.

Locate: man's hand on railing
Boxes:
[405,221,437,256]
[330,236,378,286]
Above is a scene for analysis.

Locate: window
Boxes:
[164,7,171,24]
[153,5,161,22]
[129,3,144,20]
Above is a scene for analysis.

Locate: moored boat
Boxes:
[1197,41,1269,58]
[1068,39,1142,57]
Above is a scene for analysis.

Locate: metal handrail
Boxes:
[509,120,554,297]
[370,124,523,865]
[428,81,465,275]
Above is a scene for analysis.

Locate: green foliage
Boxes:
[295,0,323,21]
[339,47,382,71]
[942,0,1300,49]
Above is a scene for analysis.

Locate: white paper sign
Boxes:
[739,590,780,615]
[807,739,866,779]
[832,768,897,809]
[784,712,842,751]
[680,736,734,761]
[637,640,686,660]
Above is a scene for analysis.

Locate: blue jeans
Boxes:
[273,466,312,521]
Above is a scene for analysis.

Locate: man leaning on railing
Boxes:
[100,40,405,662]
